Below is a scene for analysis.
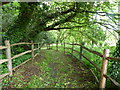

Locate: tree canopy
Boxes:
[2,2,119,43]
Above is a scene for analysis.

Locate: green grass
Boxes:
[25,50,96,88]
[50,44,116,87]
[2,49,97,88]
[1,44,116,88]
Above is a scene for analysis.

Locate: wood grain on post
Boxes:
[99,49,110,88]
[5,40,12,76]
[31,41,34,59]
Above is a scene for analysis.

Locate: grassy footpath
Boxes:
[50,44,116,87]
[3,50,97,88]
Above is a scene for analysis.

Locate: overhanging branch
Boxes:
[47,26,86,30]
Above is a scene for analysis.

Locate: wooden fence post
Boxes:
[38,43,40,52]
[99,49,110,88]
[51,43,53,49]
[61,42,62,46]
[49,43,50,49]
[5,40,12,76]
[39,42,43,50]
[31,41,34,59]
[71,42,74,54]
[64,41,65,54]
[47,43,49,50]
[45,43,47,50]
[56,41,58,51]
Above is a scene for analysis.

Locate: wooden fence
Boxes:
[46,42,120,88]
[0,40,120,88]
[0,40,42,80]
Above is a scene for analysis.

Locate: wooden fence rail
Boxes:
[10,42,32,47]
[0,40,41,81]
[48,43,120,88]
[0,59,9,64]
[64,50,100,84]
[65,43,120,88]
[67,43,120,62]
[11,50,32,60]
[0,46,7,50]
[1,41,120,88]
[65,47,101,72]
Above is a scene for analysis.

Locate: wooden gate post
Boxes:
[99,49,110,88]
[5,40,12,76]
[31,41,34,59]
[71,42,74,54]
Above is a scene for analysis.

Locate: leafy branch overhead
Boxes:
[2,2,119,43]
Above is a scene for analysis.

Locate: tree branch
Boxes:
[45,12,78,31]
[47,26,86,31]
